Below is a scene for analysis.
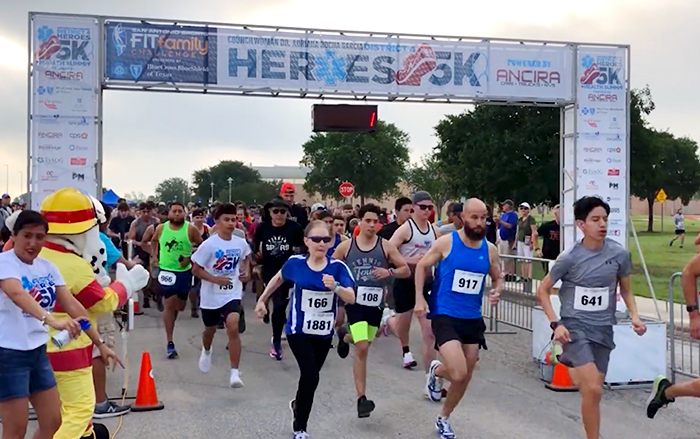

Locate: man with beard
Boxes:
[279,182,309,229]
[415,198,502,439]
[128,202,159,308]
[151,202,203,359]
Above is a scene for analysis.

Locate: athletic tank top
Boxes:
[431,232,490,319]
[345,237,389,309]
[158,221,192,272]
[399,218,437,258]
[135,217,158,242]
[327,233,342,258]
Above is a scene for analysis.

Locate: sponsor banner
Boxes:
[215,29,574,100]
[105,22,217,84]
[31,116,97,210]
[32,15,98,117]
[575,46,628,248]
[488,44,573,100]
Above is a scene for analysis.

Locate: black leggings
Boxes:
[287,334,332,432]
[271,284,290,344]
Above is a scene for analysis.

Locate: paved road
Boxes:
[15,296,700,439]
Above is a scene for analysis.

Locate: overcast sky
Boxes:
[1,0,698,197]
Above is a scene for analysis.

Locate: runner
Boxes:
[280,182,309,229]
[387,191,440,370]
[141,205,169,312]
[669,208,686,248]
[253,198,304,360]
[192,203,251,388]
[189,208,211,318]
[332,204,410,418]
[255,220,355,439]
[646,250,700,418]
[537,196,646,439]
[151,202,203,359]
[414,199,502,438]
[128,202,159,308]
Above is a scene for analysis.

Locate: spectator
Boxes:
[108,202,135,257]
[516,202,538,285]
[538,204,561,273]
[495,199,518,281]
[485,204,497,245]
[438,202,464,234]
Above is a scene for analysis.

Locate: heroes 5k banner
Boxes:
[103,24,574,101]
[30,15,100,209]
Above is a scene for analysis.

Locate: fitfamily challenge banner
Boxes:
[575,47,628,248]
[30,15,99,209]
[105,22,217,84]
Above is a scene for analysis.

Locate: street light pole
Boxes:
[210,182,215,203]
[227,177,233,203]
[17,171,22,196]
[3,164,8,194]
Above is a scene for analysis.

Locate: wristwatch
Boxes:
[550,321,561,331]
[333,282,341,294]
[687,304,699,313]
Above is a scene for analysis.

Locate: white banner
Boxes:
[575,47,628,247]
[30,117,98,210]
[30,15,100,209]
[216,29,573,101]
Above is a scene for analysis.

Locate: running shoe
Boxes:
[336,326,350,359]
[427,360,444,402]
[143,298,151,309]
[93,400,131,419]
[435,416,456,439]
[230,369,244,388]
[155,294,164,312]
[191,308,199,318]
[293,432,309,439]
[270,338,283,361]
[166,342,178,359]
[646,375,675,419]
[403,351,417,369]
[198,347,212,373]
[263,312,270,324]
[378,308,393,337]
[289,399,297,432]
[357,395,376,418]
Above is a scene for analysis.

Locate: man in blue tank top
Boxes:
[415,198,503,439]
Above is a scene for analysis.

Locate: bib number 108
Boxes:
[306,319,331,332]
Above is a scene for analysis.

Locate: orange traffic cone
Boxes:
[131,352,165,412]
[545,362,579,392]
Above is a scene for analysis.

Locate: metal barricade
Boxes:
[668,271,700,381]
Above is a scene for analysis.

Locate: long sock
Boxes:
[402,345,410,354]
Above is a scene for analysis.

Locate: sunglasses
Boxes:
[417,204,434,211]
[308,236,332,243]
[271,208,287,215]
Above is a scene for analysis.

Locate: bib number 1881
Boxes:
[306,319,331,332]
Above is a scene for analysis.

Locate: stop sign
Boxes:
[339,182,355,198]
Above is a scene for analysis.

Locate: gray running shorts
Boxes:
[559,320,614,374]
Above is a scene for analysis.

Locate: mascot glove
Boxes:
[115,263,149,299]
[97,275,112,288]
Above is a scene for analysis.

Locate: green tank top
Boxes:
[158,221,192,272]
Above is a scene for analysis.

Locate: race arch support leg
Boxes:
[53,367,96,439]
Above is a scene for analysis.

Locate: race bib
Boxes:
[302,312,335,336]
[452,270,484,295]
[574,286,609,312]
[217,279,235,294]
[301,290,333,314]
[158,271,176,287]
[356,286,383,307]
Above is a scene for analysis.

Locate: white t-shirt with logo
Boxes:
[191,234,251,309]
[0,250,66,351]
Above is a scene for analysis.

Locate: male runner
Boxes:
[151,202,203,358]
[279,182,309,229]
[646,251,700,417]
[192,203,251,388]
[128,202,159,308]
[333,204,410,418]
[253,198,304,360]
[388,191,440,370]
[537,196,646,439]
[415,199,502,439]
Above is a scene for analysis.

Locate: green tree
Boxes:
[192,161,262,203]
[300,121,410,205]
[404,154,453,219]
[215,180,281,205]
[434,105,560,205]
[154,177,190,204]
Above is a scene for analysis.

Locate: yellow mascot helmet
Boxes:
[40,187,98,235]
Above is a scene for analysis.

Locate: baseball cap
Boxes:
[519,202,531,209]
[280,182,295,195]
[311,202,326,211]
[264,198,290,212]
[412,191,433,204]
[501,199,514,207]
[1,193,10,199]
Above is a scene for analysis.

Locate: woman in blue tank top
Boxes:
[256,220,355,439]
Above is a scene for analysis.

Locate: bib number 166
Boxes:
[307,297,328,309]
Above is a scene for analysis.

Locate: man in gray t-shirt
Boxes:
[536,196,646,439]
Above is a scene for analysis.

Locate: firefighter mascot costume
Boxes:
[39,188,149,439]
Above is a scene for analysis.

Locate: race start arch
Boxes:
[27,12,630,252]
